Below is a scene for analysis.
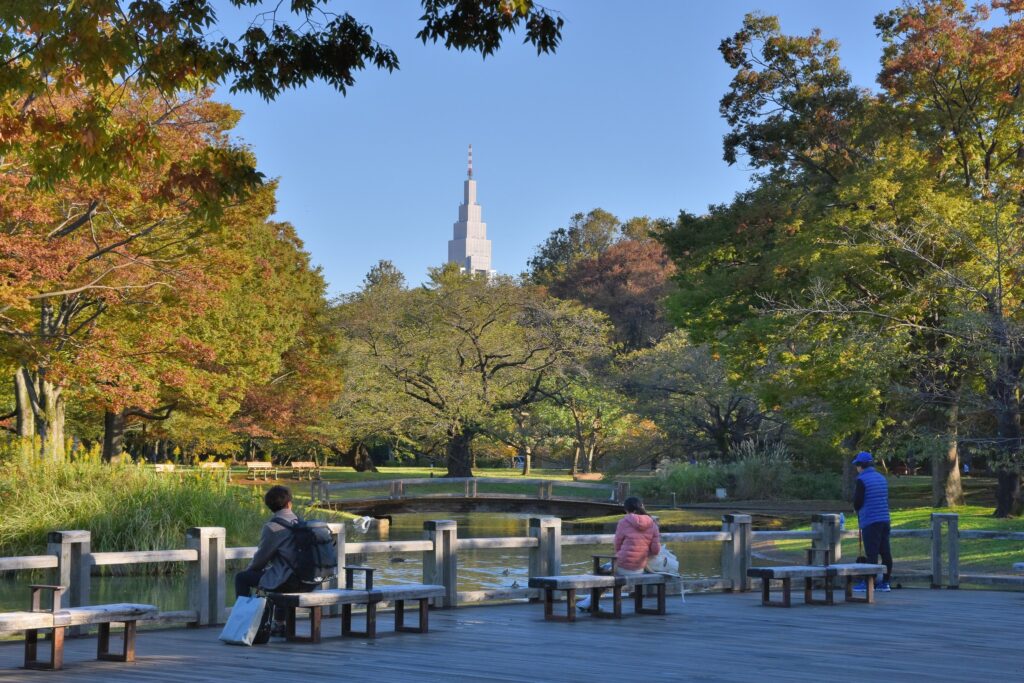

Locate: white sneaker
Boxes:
[576,596,591,611]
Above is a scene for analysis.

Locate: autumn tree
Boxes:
[1,89,260,459]
[1,2,563,188]
[550,238,676,350]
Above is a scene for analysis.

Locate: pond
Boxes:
[0,510,732,613]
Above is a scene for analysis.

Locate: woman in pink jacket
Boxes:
[578,496,661,610]
[614,496,661,573]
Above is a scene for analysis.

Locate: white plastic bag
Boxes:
[646,547,680,574]
[219,596,268,646]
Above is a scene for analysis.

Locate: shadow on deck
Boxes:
[1,588,1021,682]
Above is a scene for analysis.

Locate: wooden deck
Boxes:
[0,588,1021,681]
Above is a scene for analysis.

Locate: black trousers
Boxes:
[861,521,893,583]
[235,570,308,621]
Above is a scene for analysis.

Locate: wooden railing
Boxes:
[0,513,1018,627]
[311,477,631,507]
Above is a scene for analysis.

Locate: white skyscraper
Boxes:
[447,144,493,276]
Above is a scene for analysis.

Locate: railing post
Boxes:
[721,514,752,592]
[930,513,944,589]
[528,517,562,584]
[47,530,90,634]
[931,513,958,589]
[325,522,346,615]
[614,481,630,503]
[187,527,227,626]
[947,513,959,588]
[810,513,842,564]
[423,520,457,608]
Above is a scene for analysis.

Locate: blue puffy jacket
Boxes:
[855,467,890,528]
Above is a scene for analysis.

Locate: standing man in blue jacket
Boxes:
[852,451,892,592]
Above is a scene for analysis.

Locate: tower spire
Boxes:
[467,143,473,179]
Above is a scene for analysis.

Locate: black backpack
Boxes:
[272,517,338,587]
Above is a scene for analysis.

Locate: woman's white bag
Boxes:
[647,547,686,605]
[646,547,680,574]
[219,596,268,646]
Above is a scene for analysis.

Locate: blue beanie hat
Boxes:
[852,451,874,466]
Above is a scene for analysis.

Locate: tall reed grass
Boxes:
[636,440,842,503]
[0,444,267,560]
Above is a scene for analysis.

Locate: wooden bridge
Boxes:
[310,477,632,517]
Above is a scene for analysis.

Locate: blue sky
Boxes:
[214,0,896,295]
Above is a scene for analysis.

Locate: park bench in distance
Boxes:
[289,461,320,480]
[528,555,671,622]
[747,563,886,607]
[151,463,176,474]
[0,585,156,670]
[267,567,445,643]
[245,461,278,480]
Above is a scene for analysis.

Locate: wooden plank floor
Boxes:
[0,588,1021,682]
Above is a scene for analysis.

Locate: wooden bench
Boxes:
[747,563,885,607]
[289,461,320,480]
[152,463,176,474]
[245,461,278,480]
[267,567,445,643]
[528,555,670,622]
[198,461,227,474]
[0,585,156,670]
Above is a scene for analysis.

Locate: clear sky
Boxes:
[213,0,897,296]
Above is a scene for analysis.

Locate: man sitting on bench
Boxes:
[234,485,313,637]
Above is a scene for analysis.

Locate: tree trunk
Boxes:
[932,400,963,507]
[14,369,35,439]
[35,373,65,461]
[102,410,126,462]
[446,427,474,477]
[584,438,597,474]
[352,443,378,472]
[519,443,532,476]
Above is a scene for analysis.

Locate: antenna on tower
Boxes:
[467,144,473,179]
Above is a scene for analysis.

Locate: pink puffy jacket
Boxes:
[614,513,661,571]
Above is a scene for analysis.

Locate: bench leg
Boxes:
[543,589,553,620]
[342,602,376,638]
[845,576,875,604]
[395,598,430,634]
[97,621,138,662]
[759,578,792,607]
[24,626,64,670]
[634,583,667,615]
[803,577,834,606]
[592,586,620,619]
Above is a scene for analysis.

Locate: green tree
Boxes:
[663,3,1024,515]
[527,209,621,285]
[337,265,608,476]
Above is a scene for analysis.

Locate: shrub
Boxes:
[635,460,729,503]
[728,440,792,500]
[0,445,267,563]
[782,472,843,500]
